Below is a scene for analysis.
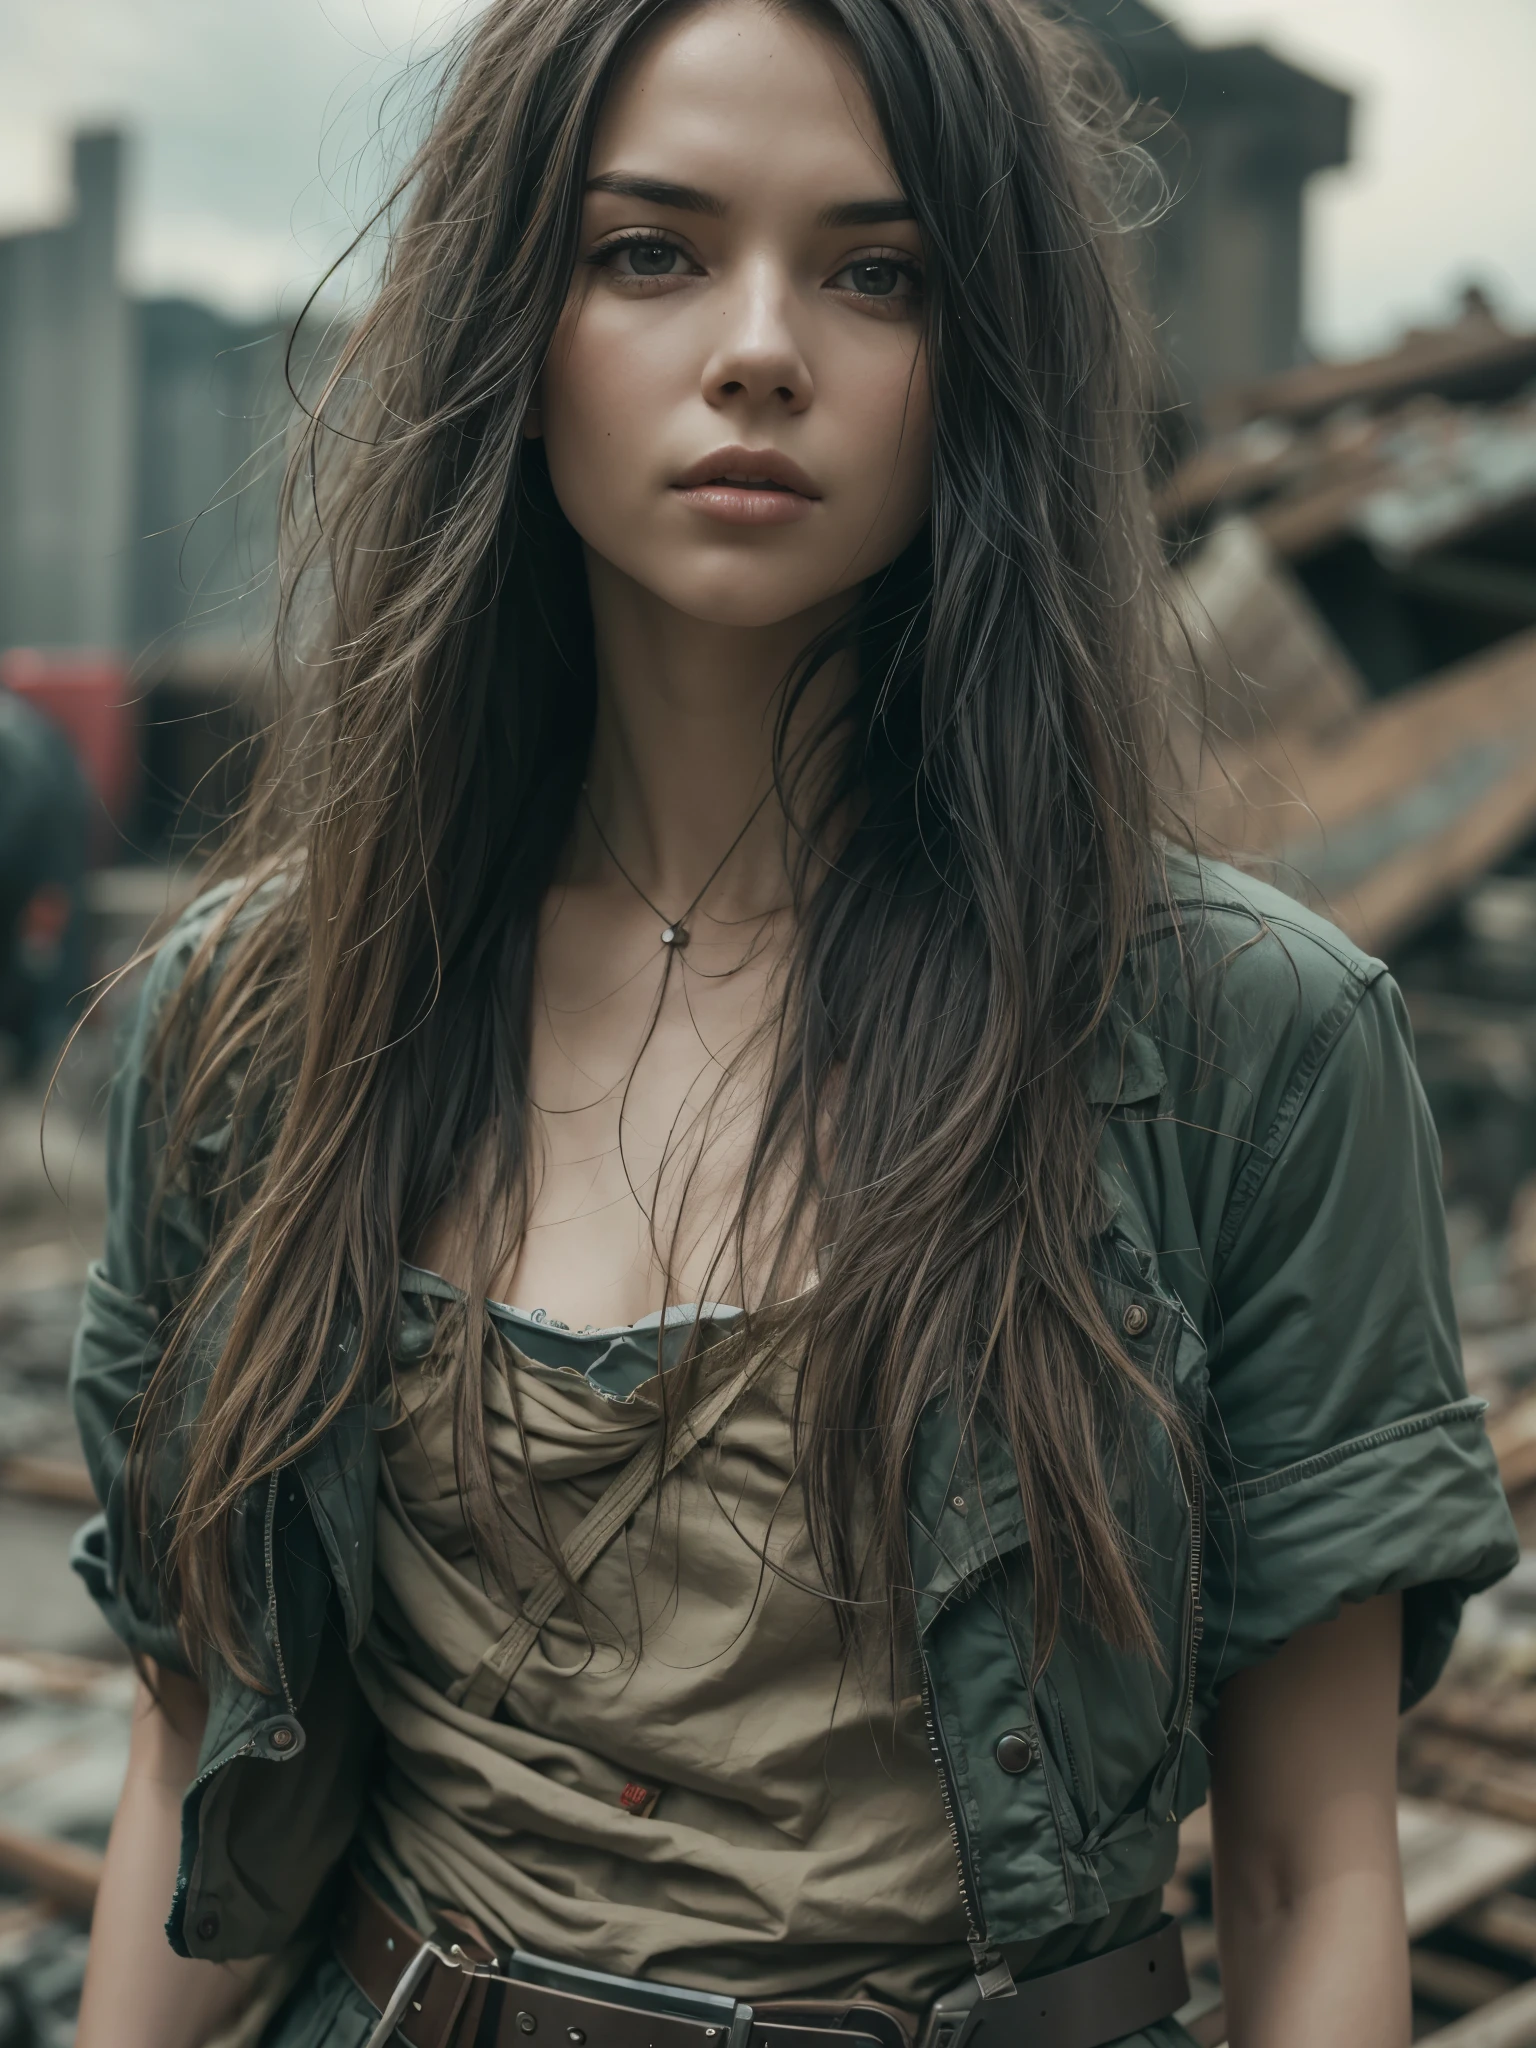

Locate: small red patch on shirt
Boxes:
[619,1781,660,1817]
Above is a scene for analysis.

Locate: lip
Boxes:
[671,445,820,527]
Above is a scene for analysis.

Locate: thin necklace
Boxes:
[581,783,775,950]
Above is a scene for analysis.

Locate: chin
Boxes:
[639,560,856,631]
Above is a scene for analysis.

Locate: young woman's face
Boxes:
[538,0,933,631]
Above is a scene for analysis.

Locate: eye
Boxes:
[828,254,922,309]
[589,233,697,281]
[617,240,685,276]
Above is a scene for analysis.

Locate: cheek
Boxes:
[538,299,667,521]
[844,344,933,540]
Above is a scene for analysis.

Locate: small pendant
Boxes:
[660,924,689,948]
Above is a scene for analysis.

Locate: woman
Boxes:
[70,0,1515,2042]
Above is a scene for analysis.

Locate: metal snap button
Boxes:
[269,1724,296,1751]
[568,2032,587,2044]
[518,2014,538,2035]
[195,1911,220,1941]
[1121,1301,1149,1338]
[994,1729,1037,1775]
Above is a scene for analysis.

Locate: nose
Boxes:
[700,255,813,416]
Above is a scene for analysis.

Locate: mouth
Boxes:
[671,446,820,527]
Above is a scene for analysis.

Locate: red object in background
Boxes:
[0,648,138,834]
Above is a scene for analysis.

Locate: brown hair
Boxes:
[129,0,1187,1682]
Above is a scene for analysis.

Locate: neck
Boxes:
[578,551,854,918]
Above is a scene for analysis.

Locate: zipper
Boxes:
[169,1732,261,1929]
[1155,1291,1208,1759]
[191,1735,258,1797]
[1179,1465,1205,1737]
[919,1658,999,1972]
[1173,1462,1205,1749]
[263,1469,296,1715]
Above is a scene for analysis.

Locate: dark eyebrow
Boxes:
[584,173,725,216]
[818,197,915,227]
[583,175,915,230]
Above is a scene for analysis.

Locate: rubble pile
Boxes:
[1154,299,1536,2042]
[1161,298,1536,961]
[0,1007,129,2039]
[0,1653,126,2048]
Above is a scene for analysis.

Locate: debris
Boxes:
[0,1460,94,1509]
[1205,292,1536,435]
[1169,564,1536,954]
[1169,514,1366,749]
[0,1828,101,1918]
[1164,301,1536,957]
[1165,389,1536,568]
[0,1652,129,1709]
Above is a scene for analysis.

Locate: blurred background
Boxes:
[2,1,1536,2040]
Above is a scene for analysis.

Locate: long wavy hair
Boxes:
[128,0,1188,1685]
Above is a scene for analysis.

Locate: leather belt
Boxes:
[333,1871,1189,2048]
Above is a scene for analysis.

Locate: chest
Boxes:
[504,896,796,1325]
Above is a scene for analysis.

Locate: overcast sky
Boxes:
[0,0,1531,358]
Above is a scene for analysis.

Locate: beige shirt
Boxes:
[356,1280,1162,2010]
[356,1289,981,2010]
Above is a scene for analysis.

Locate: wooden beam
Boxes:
[1175,626,1536,954]
[1412,1978,1536,2048]
[1401,1730,1536,1831]
[1411,1950,1520,2015]
[0,1456,96,1508]
[1397,1799,1536,1939]
[0,1646,127,1703]
[1456,1891,1536,1965]
[0,1823,103,1916]
[1487,1392,1536,1496]
[1209,318,1536,432]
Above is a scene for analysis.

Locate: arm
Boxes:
[76,1665,261,2048]
[1208,1591,1408,2048]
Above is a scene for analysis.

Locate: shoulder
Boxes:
[1145,848,1386,1038]
[1097,852,1422,1285]
[108,869,295,1194]
[1128,849,1395,1140]
[129,869,292,1044]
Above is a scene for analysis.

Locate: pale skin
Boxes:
[76,5,1410,2043]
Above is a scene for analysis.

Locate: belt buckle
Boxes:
[915,1962,1018,2048]
[361,1936,504,2048]
[502,1946,754,2048]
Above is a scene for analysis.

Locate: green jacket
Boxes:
[71,856,1518,1965]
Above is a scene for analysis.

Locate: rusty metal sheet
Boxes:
[1172,624,1536,956]
[1209,310,1536,432]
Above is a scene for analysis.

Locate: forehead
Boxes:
[588,0,898,195]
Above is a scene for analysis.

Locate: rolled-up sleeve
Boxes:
[1200,971,1518,1710]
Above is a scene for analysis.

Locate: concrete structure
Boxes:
[134,295,284,659]
[1074,0,1353,418]
[0,132,135,654]
[0,131,285,667]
